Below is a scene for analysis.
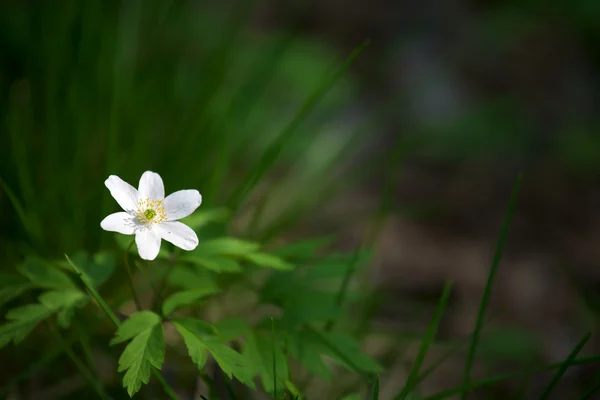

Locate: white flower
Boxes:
[100,171,202,261]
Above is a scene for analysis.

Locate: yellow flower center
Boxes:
[137,198,167,226]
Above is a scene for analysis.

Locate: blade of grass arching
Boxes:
[227,39,371,212]
[372,375,380,400]
[0,176,41,245]
[173,0,258,168]
[45,321,107,399]
[66,254,179,400]
[422,352,600,400]
[395,281,453,400]
[7,90,35,211]
[204,29,297,204]
[538,332,591,400]
[461,173,522,400]
[251,119,373,241]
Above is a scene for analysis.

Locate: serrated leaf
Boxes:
[318,331,384,374]
[173,318,255,389]
[243,331,288,393]
[167,265,219,290]
[111,311,162,345]
[204,338,256,389]
[193,237,260,257]
[17,257,75,289]
[288,331,332,379]
[172,318,217,370]
[181,255,242,273]
[162,287,221,316]
[273,236,335,259]
[38,290,86,310]
[0,304,53,348]
[117,323,165,397]
[38,290,88,328]
[181,208,231,231]
[213,317,252,342]
[243,252,294,271]
[0,284,32,308]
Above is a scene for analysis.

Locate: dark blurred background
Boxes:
[3,0,600,399]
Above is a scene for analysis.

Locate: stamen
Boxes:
[136,198,167,226]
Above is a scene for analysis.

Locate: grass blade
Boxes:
[372,374,380,400]
[538,332,591,400]
[228,39,371,211]
[395,281,453,399]
[462,173,522,399]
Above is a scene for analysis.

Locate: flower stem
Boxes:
[124,239,143,310]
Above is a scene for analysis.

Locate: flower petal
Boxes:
[157,221,199,251]
[100,212,136,235]
[138,171,165,200]
[135,229,162,260]
[163,190,202,221]
[105,175,139,213]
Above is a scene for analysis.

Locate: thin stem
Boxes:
[124,238,143,310]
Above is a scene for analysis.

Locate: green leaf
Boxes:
[162,286,221,316]
[243,330,288,393]
[181,208,231,231]
[117,323,165,397]
[273,236,335,259]
[172,318,217,370]
[111,311,163,345]
[282,290,344,326]
[287,331,332,379]
[0,304,53,348]
[243,252,294,271]
[193,237,260,257]
[213,317,252,342]
[181,255,242,272]
[17,257,75,289]
[88,251,116,288]
[38,289,87,328]
[314,330,384,375]
[285,379,303,399]
[38,290,86,311]
[167,265,219,290]
[0,284,32,308]
[173,318,255,389]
